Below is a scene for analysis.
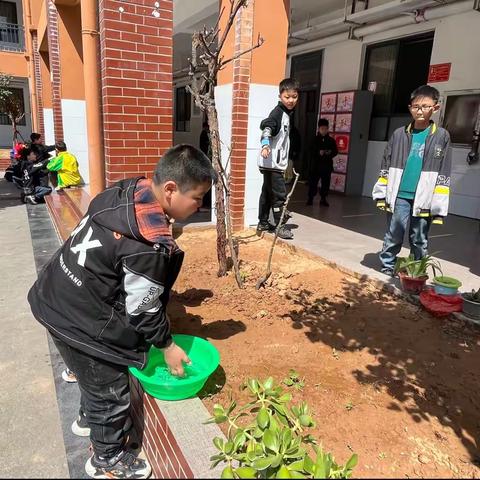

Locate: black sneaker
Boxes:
[256,221,275,233]
[381,268,395,277]
[85,450,151,479]
[276,225,294,240]
[320,198,329,207]
[281,209,292,224]
[73,414,133,438]
[72,411,90,437]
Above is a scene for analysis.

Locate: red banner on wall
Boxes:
[428,63,451,83]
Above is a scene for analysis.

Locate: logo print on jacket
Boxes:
[69,216,102,267]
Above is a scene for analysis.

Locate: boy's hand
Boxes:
[261,146,271,158]
[162,342,191,377]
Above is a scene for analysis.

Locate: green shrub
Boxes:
[206,377,358,479]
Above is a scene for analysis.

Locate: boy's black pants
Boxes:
[308,169,332,201]
[51,334,130,459]
[258,169,287,225]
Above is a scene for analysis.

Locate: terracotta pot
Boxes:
[398,273,428,294]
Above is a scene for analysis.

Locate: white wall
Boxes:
[61,99,89,184]
[43,108,54,145]
[292,7,480,219]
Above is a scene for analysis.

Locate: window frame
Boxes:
[0,86,26,126]
[362,32,434,141]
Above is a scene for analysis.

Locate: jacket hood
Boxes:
[88,177,145,242]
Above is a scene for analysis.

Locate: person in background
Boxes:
[257,78,300,240]
[372,85,451,276]
[307,118,338,207]
[47,141,83,191]
[30,132,54,189]
[17,145,52,204]
[199,121,212,210]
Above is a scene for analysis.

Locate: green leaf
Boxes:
[252,456,274,470]
[213,404,225,416]
[234,430,247,450]
[264,377,274,390]
[257,407,270,429]
[278,393,292,403]
[263,429,279,453]
[313,450,332,479]
[248,379,259,394]
[235,466,258,479]
[289,472,307,479]
[287,459,304,472]
[299,415,313,428]
[213,437,225,451]
[271,453,283,469]
[269,415,280,433]
[303,455,314,475]
[221,466,235,478]
[283,379,294,386]
[225,441,234,455]
[227,400,237,415]
[281,429,292,450]
[345,454,358,471]
[275,465,292,479]
[215,415,228,424]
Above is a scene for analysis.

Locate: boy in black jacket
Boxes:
[307,118,338,207]
[257,78,299,240]
[28,144,216,479]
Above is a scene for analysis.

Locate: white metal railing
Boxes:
[0,22,25,52]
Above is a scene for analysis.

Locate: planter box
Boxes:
[399,273,428,294]
[129,375,224,478]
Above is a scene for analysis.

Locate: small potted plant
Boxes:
[394,254,442,294]
[432,276,462,296]
[462,288,480,319]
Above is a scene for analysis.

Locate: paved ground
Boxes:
[288,182,480,291]
[0,178,69,478]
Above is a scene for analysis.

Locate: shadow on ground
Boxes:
[284,280,480,465]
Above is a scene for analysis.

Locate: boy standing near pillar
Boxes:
[256,78,299,240]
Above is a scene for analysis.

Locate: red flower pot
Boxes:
[398,273,428,294]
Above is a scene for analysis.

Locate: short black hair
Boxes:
[153,144,217,192]
[279,78,299,94]
[410,85,440,103]
[55,141,67,151]
[20,145,35,160]
[30,133,41,142]
[318,118,329,127]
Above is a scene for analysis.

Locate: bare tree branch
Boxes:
[220,36,264,69]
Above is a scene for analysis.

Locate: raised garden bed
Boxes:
[169,228,480,479]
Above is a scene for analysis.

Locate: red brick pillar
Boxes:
[46,0,63,141]
[230,1,254,232]
[31,31,45,139]
[219,0,289,230]
[99,0,173,185]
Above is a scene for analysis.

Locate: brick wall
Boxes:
[229,1,254,231]
[32,31,45,139]
[99,0,173,186]
[129,376,194,478]
[46,0,63,141]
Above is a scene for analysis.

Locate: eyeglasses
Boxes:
[409,104,436,112]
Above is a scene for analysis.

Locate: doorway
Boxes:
[290,50,323,179]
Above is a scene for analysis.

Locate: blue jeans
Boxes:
[33,185,52,201]
[379,197,431,272]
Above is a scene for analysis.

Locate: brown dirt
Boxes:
[169,228,480,479]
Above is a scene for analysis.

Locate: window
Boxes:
[0,87,26,126]
[442,93,480,145]
[0,0,22,49]
[175,86,191,132]
[363,33,434,141]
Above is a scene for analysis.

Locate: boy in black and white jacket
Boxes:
[28,145,216,479]
[257,78,299,240]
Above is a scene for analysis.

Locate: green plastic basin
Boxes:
[129,334,220,401]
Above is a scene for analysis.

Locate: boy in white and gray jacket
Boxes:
[257,78,299,240]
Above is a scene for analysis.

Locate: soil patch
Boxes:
[169,228,480,478]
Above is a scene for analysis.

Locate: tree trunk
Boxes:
[206,104,228,277]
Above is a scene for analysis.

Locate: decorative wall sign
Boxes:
[336,91,355,112]
[321,93,337,113]
[334,113,352,133]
